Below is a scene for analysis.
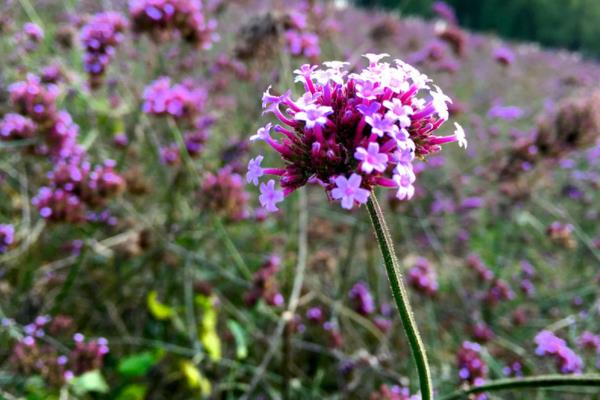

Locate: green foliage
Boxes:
[355,0,600,58]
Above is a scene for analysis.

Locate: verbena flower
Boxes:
[247,54,465,210]
[348,281,375,316]
[0,224,15,253]
[142,77,206,120]
[407,257,439,296]
[198,167,249,221]
[80,12,128,89]
[457,341,488,399]
[534,330,583,374]
[0,114,36,140]
[129,0,218,49]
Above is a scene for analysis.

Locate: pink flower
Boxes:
[259,180,284,212]
[354,142,388,174]
[331,174,370,209]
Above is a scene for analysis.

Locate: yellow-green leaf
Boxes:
[180,360,211,396]
[196,295,221,361]
[147,291,173,320]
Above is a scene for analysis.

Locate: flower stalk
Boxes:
[366,193,433,400]
[439,374,600,400]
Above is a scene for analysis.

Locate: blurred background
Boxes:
[354,0,600,58]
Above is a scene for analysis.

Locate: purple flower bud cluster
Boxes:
[33,158,125,223]
[0,224,15,253]
[7,74,82,159]
[369,384,420,400]
[284,10,320,59]
[0,113,36,140]
[407,256,439,296]
[80,12,128,89]
[484,278,514,306]
[247,54,466,211]
[516,260,536,297]
[470,322,495,343]
[129,0,218,49]
[198,167,249,221]
[432,1,458,25]
[244,255,284,307]
[502,360,523,377]
[534,330,583,374]
[10,316,109,387]
[493,47,516,66]
[142,77,206,120]
[23,22,45,42]
[9,74,59,122]
[465,254,494,282]
[457,341,488,399]
[348,281,376,316]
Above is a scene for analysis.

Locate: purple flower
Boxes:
[250,123,272,142]
[331,174,370,210]
[0,224,15,253]
[294,104,333,128]
[259,180,284,212]
[129,0,218,49]
[365,113,397,137]
[488,104,524,121]
[535,330,583,374]
[348,282,375,315]
[246,156,264,185]
[23,23,44,42]
[246,55,465,210]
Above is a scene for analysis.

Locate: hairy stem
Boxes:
[366,193,433,400]
[439,375,600,400]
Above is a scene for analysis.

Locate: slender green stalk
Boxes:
[366,193,433,400]
[439,375,600,400]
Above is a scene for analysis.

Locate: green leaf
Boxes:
[226,319,248,360]
[147,290,174,320]
[118,352,157,377]
[116,384,148,400]
[69,370,109,395]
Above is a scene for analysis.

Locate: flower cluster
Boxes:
[33,159,125,223]
[80,12,128,89]
[9,316,109,387]
[534,330,583,374]
[484,278,514,306]
[129,0,218,49]
[247,54,465,211]
[348,281,376,315]
[0,224,15,253]
[283,10,320,59]
[465,254,494,282]
[244,255,284,307]
[143,77,206,120]
[0,113,36,140]
[407,256,439,296]
[457,341,488,399]
[198,167,249,221]
[369,384,420,400]
[7,74,82,159]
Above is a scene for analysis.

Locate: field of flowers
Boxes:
[1,0,599,399]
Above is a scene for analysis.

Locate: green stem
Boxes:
[439,375,600,400]
[366,194,433,400]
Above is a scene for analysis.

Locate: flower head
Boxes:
[246,55,465,210]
